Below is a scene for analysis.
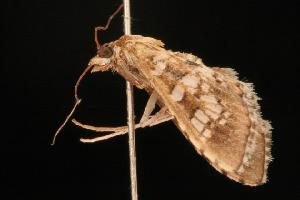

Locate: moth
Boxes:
[52,4,272,186]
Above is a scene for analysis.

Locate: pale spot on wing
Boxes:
[151,61,167,76]
[205,110,219,120]
[171,85,185,102]
[206,103,223,114]
[153,54,169,63]
[180,74,199,88]
[237,132,258,174]
[200,95,223,120]
[237,165,245,174]
[242,155,250,166]
[195,109,210,124]
[200,95,218,104]
[223,111,231,119]
[245,134,257,156]
[202,129,212,138]
[218,119,227,125]
[191,117,204,133]
[187,88,197,95]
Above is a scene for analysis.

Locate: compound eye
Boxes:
[97,44,113,58]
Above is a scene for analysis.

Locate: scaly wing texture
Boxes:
[115,35,272,186]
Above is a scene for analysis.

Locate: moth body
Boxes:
[87,35,272,186]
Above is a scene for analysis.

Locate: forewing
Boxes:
[117,36,272,186]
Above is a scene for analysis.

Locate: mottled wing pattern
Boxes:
[114,35,272,186]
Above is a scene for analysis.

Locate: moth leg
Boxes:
[139,92,159,125]
[74,92,173,143]
[72,91,160,134]
[139,107,173,128]
[72,119,128,133]
[78,109,173,143]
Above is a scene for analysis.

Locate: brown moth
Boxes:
[52,5,272,187]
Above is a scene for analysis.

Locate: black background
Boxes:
[2,0,299,199]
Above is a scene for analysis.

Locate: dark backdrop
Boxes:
[2,0,299,199]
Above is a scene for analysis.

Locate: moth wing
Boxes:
[119,37,272,186]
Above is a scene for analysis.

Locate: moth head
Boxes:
[97,43,113,58]
[89,43,113,72]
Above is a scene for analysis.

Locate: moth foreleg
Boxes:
[72,119,128,133]
[75,108,173,143]
[75,100,173,143]
[71,92,159,134]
